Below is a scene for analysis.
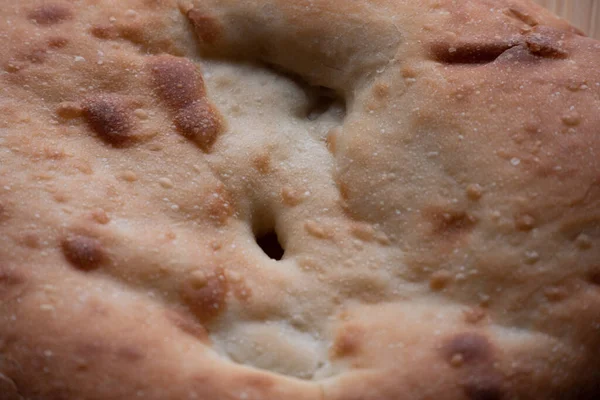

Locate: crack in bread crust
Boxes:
[0,0,599,399]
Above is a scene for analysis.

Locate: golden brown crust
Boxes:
[0,0,599,399]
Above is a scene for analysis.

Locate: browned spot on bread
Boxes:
[187,9,222,44]
[149,55,224,150]
[167,309,209,341]
[118,24,145,45]
[28,4,72,25]
[61,235,106,271]
[464,307,487,324]
[429,270,453,291]
[47,36,69,49]
[441,333,493,366]
[326,128,340,153]
[90,25,119,40]
[514,213,536,231]
[166,309,209,341]
[252,153,272,175]
[442,333,505,399]
[338,181,351,201]
[331,324,365,358]
[372,83,390,100]
[90,209,110,225]
[428,209,477,238]
[0,267,22,294]
[181,268,228,323]
[242,374,276,393]
[174,102,222,152]
[525,27,568,59]
[0,266,28,300]
[149,55,205,110]
[206,185,234,225]
[82,95,133,146]
[56,102,83,119]
[466,184,483,200]
[21,232,41,249]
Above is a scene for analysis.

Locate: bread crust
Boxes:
[0,1,599,399]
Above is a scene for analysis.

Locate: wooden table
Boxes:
[535,0,600,39]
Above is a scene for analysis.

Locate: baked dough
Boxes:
[1,0,599,399]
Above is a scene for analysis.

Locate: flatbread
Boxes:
[0,0,599,399]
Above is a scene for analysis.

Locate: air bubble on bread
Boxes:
[56,102,83,119]
[281,186,308,207]
[61,234,106,271]
[148,55,223,152]
[174,101,222,151]
[82,95,134,146]
[441,333,493,365]
[514,213,536,231]
[149,55,206,109]
[561,109,582,126]
[441,333,505,400]
[180,268,228,323]
[428,209,478,239]
[304,220,334,240]
[466,184,483,200]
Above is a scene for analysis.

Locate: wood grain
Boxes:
[534,0,600,39]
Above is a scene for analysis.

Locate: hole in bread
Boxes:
[431,42,515,65]
[256,230,284,260]
[306,86,339,121]
[262,62,346,121]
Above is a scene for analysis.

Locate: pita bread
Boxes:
[0,0,599,399]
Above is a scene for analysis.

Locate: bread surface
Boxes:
[1,1,599,399]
